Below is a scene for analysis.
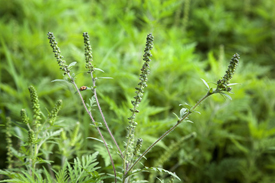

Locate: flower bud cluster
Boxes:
[21,109,29,124]
[133,138,143,158]
[125,33,154,160]
[48,100,62,125]
[47,32,69,75]
[83,32,94,72]
[28,86,41,124]
[216,53,240,92]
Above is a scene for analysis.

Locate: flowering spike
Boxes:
[83,32,94,72]
[47,32,70,73]
[124,33,154,165]
[133,138,143,158]
[21,109,29,124]
[28,86,41,124]
[48,100,62,125]
[216,53,240,92]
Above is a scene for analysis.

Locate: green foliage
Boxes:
[0,153,104,183]
[1,0,275,182]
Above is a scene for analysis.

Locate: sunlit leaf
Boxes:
[180,108,187,118]
[68,61,77,68]
[201,78,209,89]
[94,68,105,72]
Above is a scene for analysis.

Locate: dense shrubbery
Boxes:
[1,0,275,182]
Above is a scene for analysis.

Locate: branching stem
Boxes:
[124,91,213,177]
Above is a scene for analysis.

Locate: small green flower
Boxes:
[28,86,41,125]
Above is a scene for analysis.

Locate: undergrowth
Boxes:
[1,1,275,183]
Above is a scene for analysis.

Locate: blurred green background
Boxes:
[1,0,275,182]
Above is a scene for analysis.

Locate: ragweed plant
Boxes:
[1,32,240,183]
[47,32,119,182]
[48,32,240,182]
[123,33,154,171]
[123,53,240,181]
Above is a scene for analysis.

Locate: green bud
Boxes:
[28,129,35,145]
[133,138,143,157]
[83,32,94,72]
[21,109,29,124]
[28,86,41,124]
[48,100,62,125]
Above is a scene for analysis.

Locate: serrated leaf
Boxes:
[89,96,97,106]
[201,78,209,89]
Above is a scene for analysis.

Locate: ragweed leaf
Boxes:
[94,68,105,72]
[201,78,210,89]
[68,61,77,69]
[219,92,232,100]
[180,108,188,118]
[172,112,180,120]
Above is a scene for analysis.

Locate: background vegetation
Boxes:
[1,0,275,182]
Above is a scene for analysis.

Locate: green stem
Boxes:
[68,73,117,183]
[90,73,123,158]
[124,91,213,178]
